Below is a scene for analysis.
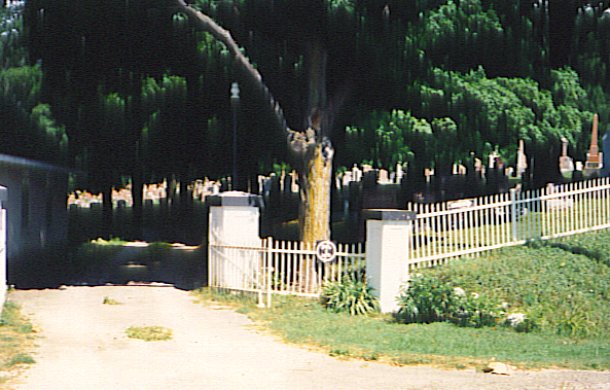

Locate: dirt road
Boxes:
[8,286,610,389]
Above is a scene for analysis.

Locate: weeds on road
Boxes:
[126,326,173,341]
[0,301,36,385]
[102,296,122,305]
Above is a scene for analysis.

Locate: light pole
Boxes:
[230,82,240,191]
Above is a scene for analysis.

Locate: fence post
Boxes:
[206,192,263,291]
[363,209,417,313]
[510,188,518,242]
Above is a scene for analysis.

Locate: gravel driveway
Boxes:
[8,285,610,389]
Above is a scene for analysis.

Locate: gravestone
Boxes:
[289,171,299,193]
[396,163,404,183]
[377,169,390,184]
[584,113,603,177]
[342,171,353,186]
[516,139,528,177]
[351,164,363,182]
[559,137,575,179]
[488,150,500,169]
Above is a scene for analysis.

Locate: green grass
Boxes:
[0,301,37,385]
[193,230,610,370]
[7,353,35,367]
[549,229,610,267]
[125,326,173,341]
[423,243,610,338]
[194,291,609,370]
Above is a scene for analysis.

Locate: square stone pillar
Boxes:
[206,191,263,290]
[206,191,262,247]
[364,209,416,313]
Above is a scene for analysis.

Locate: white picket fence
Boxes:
[208,237,365,302]
[208,178,610,301]
[406,177,610,269]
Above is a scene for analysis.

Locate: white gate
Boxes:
[208,237,365,301]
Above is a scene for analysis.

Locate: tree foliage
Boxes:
[0,4,68,164]
[5,0,609,192]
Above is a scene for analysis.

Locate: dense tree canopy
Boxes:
[2,0,609,189]
[0,4,67,164]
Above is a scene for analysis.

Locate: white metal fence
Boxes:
[208,236,365,301]
[208,178,610,301]
[406,177,610,269]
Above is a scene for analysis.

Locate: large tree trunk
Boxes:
[298,142,332,292]
[300,143,332,243]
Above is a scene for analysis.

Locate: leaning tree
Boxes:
[175,0,335,244]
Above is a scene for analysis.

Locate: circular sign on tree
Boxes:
[315,240,337,263]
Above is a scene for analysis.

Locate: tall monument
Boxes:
[584,113,603,177]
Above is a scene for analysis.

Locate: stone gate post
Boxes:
[206,191,263,289]
[364,209,416,313]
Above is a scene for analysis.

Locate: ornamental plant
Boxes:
[320,276,379,316]
[396,275,504,328]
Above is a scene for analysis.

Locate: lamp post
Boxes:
[230,82,240,191]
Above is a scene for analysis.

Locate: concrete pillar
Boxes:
[364,209,416,313]
[206,191,263,290]
[207,191,262,246]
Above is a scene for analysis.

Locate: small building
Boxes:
[0,153,70,298]
[0,185,6,307]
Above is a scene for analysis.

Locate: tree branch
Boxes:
[174,0,290,135]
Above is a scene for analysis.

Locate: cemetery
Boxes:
[1,0,610,386]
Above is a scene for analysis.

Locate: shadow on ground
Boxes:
[8,243,207,291]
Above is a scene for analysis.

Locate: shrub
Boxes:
[396,275,503,328]
[320,276,379,316]
[453,293,503,328]
[396,275,460,323]
[414,243,610,338]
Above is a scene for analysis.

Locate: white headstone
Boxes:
[396,163,404,183]
[352,165,363,182]
[378,169,390,184]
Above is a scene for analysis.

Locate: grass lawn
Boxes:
[0,301,37,385]
[194,230,610,371]
[194,290,609,370]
